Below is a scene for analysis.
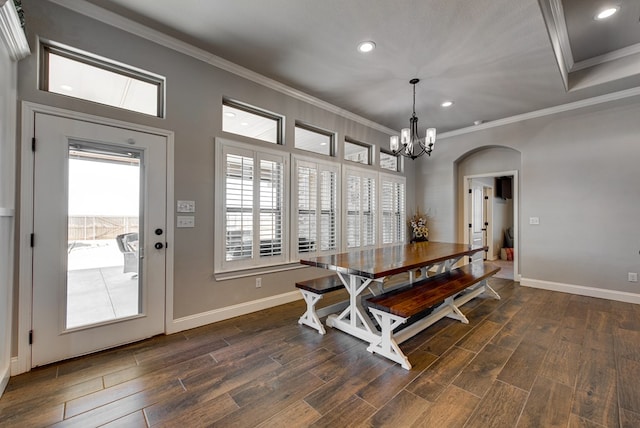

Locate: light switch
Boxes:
[177,200,195,213]
[529,217,540,225]
[177,215,195,228]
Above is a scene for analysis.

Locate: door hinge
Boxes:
[468,223,472,229]
[32,137,36,152]
[484,195,489,200]
[29,330,33,345]
[468,189,472,194]
[30,233,35,247]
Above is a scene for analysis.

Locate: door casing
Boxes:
[16,102,174,374]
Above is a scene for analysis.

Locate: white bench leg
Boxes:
[444,296,469,324]
[484,283,501,300]
[298,289,326,334]
[367,308,411,370]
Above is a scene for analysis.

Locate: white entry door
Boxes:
[31,113,167,367]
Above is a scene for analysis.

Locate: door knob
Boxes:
[155,242,164,250]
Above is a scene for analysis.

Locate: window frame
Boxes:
[294,121,335,156]
[291,155,341,260]
[344,137,373,165]
[39,40,166,117]
[222,98,284,145]
[215,138,289,273]
[380,148,402,172]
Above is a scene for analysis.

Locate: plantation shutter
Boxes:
[345,166,376,249]
[381,175,406,244]
[225,153,253,261]
[294,158,338,256]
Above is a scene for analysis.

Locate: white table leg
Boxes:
[326,272,379,343]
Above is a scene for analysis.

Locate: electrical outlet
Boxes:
[628,272,638,282]
[256,277,262,288]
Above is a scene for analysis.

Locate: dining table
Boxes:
[299,241,488,344]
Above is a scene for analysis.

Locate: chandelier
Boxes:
[389,78,436,160]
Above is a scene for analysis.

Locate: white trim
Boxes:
[167,290,302,334]
[520,278,640,305]
[48,0,396,136]
[0,360,8,397]
[17,101,175,374]
[572,43,640,72]
[0,207,13,217]
[0,0,30,61]
[547,0,574,72]
[9,356,18,376]
[440,86,640,140]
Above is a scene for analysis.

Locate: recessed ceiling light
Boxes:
[224,111,236,118]
[595,6,619,20]
[60,84,73,91]
[357,41,376,53]
[474,120,484,126]
[441,101,454,108]
[240,122,249,126]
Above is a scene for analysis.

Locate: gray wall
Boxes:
[14,0,416,340]
[417,98,640,293]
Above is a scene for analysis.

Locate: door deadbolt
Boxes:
[155,228,163,235]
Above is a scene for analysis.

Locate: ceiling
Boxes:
[76,0,640,134]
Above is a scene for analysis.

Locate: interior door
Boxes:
[469,181,488,262]
[31,113,167,367]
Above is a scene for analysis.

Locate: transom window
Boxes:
[294,123,334,156]
[40,42,165,117]
[380,150,400,172]
[222,99,283,144]
[344,138,372,165]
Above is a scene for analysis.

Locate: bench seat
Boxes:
[295,274,344,334]
[364,262,501,369]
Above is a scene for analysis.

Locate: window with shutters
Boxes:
[216,139,288,271]
[344,166,376,249]
[293,157,339,258]
[381,174,406,245]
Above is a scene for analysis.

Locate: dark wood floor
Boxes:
[2,278,640,427]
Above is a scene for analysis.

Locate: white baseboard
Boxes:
[520,277,640,304]
[167,290,302,334]
[1,360,10,397]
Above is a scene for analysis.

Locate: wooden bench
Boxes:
[364,262,501,369]
[296,274,346,334]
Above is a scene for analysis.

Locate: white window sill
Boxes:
[214,262,309,281]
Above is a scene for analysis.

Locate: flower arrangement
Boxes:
[409,208,429,240]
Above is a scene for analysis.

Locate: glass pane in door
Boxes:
[66,142,142,329]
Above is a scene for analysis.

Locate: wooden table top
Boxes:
[299,241,486,279]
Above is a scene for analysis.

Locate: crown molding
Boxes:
[0,0,30,61]
[48,0,397,136]
[440,85,640,140]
